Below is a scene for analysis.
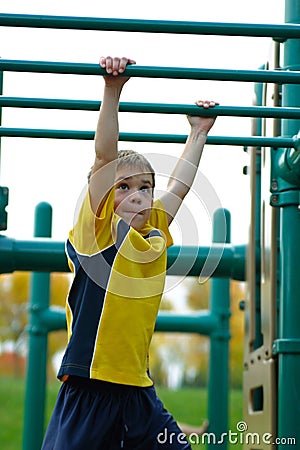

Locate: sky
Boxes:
[0,0,285,249]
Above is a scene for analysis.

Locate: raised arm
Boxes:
[89,56,136,215]
[160,100,217,225]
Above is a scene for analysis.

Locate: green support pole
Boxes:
[208,209,231,449]
[0,69,3,172]
[23,202,52,450]
[276,1,300,448]
[253,78,263,352]
[0,69,9,232]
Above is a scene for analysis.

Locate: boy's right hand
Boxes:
[99,56,136,87]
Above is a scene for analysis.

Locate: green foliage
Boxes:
[151,278,245,389]
[0,272,29,343]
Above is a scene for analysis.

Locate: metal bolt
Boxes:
[271,179,278,191]
[239,300,245,311]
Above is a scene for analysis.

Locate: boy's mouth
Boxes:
[126,209,145,215]
[127,211,144,217]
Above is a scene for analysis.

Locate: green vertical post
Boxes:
[277,1,300,448]
[0,69,3,173]
[253,79,263,351]
[207,209,231,449]
[23,202,52,450]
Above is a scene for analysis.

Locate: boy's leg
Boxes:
[152,394,192,449]
[123,386,192,450]
[41,378,122,450]
[42,379,193,450]
[155,413,192,449]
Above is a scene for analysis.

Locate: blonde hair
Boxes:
[88,150,155,188]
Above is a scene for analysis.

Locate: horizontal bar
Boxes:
[2,96,300,119]
[0,13,300,38]
[155,311,218,335]
[167,244,246,280]
[38,307,66,333]
[39,306,218,335]
[0,127,295,148]
[0,237,67,272]
[1,59,300,84]
[119,134,295,149]
[273,338,300,355]
[0,236,246,280]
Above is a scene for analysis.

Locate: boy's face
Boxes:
[114,166,154,231]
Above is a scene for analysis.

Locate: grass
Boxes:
[0,376,243,449]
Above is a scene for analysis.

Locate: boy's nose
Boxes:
[130,189,142,203]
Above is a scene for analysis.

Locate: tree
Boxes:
[0,272,30,377]
[149,278,211,388]
[229,281,245,387]
[149,277,245,388]
[185,277,245,388]
[0,271,71,378]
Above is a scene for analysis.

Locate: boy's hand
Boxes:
[99,56,136,87]
[187,99,218,134]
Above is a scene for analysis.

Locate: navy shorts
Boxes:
[41,376,191,450]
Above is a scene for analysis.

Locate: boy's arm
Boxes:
[89,56,135,215]
[160,100,217,225]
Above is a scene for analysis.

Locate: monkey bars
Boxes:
[1,58,300,84]
[0,13,300,38]
[1,6,300,450]
[0,127,297,148]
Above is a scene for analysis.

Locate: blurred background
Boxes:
[0,0,286,447]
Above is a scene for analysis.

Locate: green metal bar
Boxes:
[0,127,297,148]
[246,78,264,413]
[38,307,66,333]
[0,13,300,38]
[277,135,300,185]
[277,2,300,448]
[277,206,300,448]
[208,209,231,449]
[0,236,67,273]
[23,203,52,450]
[0,237,247,280]
[252,80,263,352]
[37,306,218,336]
[153,311,218,335]
[150,310,220,334]
[0,70,3,176]
[2,96,300,119]
[1,59,300,84]
[0,70,6,232]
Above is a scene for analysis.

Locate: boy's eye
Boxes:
[141,186,151,193]
[117,183,129,190]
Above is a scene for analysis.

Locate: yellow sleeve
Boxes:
[69,188,116,255]
[150,199,174,248]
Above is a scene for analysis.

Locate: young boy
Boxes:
[42,56,217,450]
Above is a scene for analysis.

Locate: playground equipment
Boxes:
[0,2,300,449]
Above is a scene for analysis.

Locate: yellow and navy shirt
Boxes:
[58,187,173,387]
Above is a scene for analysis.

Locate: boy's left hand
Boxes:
[99,56,136,88]
[187,99,218,134]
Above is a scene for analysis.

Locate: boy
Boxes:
[42,56,217,449]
